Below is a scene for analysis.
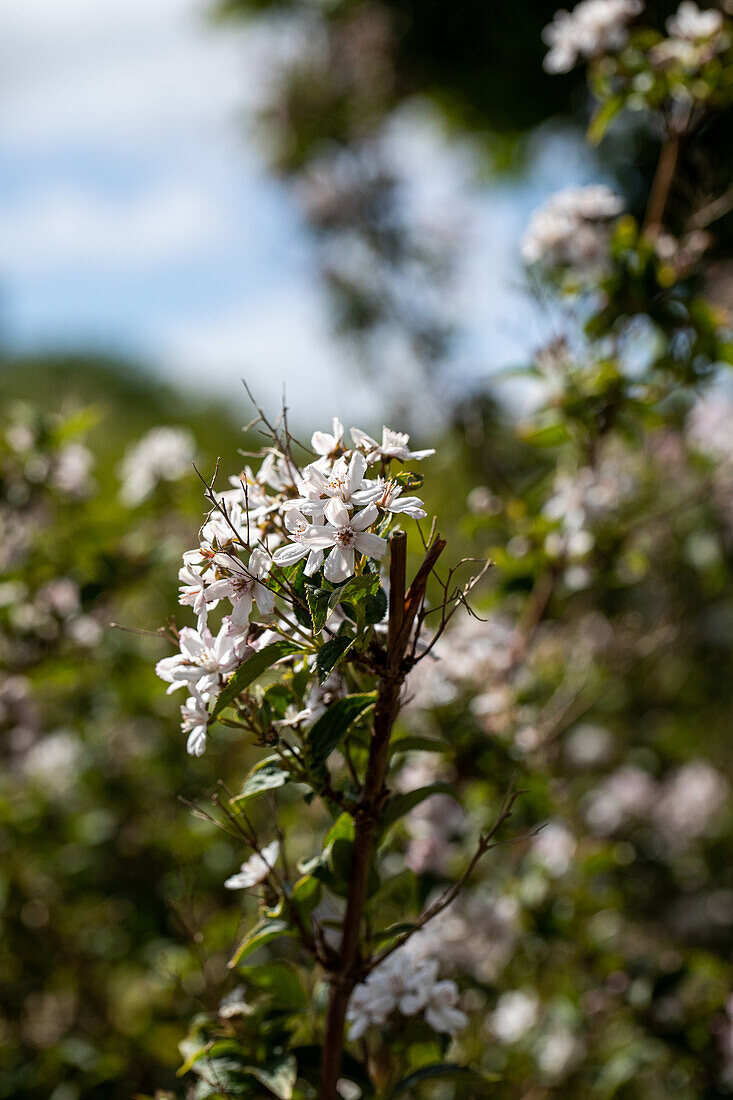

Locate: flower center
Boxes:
[335,527,356,547]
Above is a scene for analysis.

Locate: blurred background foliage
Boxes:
[2,0,733,1097]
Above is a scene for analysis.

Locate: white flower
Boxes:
[300,499,387,582]
[258,451,299,493]
[155,623,239,697]
[224,840,280,890]
[36,578,80,618]
[491,990,540,1043]
[201,494,251,550]
[346,980,393,1040]
[652,761,727,843]
[119,427,195,506]
[295,452,382,514]
[667,1,723,40]
[180,692,209,756]
[423,980,469,1034]
[522,185,624,270]
[536,1026,581,1078]
[218,986,254,1019]
[377,480,427,519]
[531,822,577,876]
[351,426,435,464]
[347,945,467,1039]
[178,560,212,630]
[584,765,657,834]
[543,0,643,74]
[336,1081,362,1100]
[312,416,345,457]
[272,508,326,576]
[52,442,94,496]
[203,548,275,633]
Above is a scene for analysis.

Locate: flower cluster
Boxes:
[156,419,432,756]
[585,759,728,846]
[119,426,196,506]
[346,945,468,1039]
[542,0,643,73]
[521,185,624,273]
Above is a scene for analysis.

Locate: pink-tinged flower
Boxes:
[155,623,239,697]
[224,840,280,889]
[300,499,387,582]
[272,509,326,576]
[203,548,275,632]
[350,426,435,464]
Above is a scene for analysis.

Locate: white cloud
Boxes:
[0,0,249,151]
[0,183,222,273]
[159,286,386,427]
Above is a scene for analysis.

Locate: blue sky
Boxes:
[0,0,598,425]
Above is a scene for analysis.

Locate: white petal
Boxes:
[304,549,324,576]
[355,532,387,559]
[301,527,337,550]
[325,497,351,528]
[254,581,275,617]
[351,503,378,531]
[324,545,354,582]
[273,543,309,566]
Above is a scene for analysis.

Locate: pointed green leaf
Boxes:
[315,634,355,684]
[210,641,302,722]
[587,93,625,145]
[306,585,331,633]
[228,918,294,967]
[233,759,291,803]
[307,693,376,768]
[390,1064,498,1096]
[388,736,448,756]
[381,783,462,830]
[241,961,307,1009]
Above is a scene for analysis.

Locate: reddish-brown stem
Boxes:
[319,531,445,1099]
[643,133,680,234]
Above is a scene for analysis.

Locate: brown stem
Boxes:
[643,133,680,234]
[319,531,445,1099]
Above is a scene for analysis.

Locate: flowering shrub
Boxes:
[153,405,515,1098]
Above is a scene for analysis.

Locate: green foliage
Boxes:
[307,693,376,769]
[211,642,304,722]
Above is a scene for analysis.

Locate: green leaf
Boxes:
[324,811,355,847]
[233,759,291,804]
[244,1054,298,1099]
[307,693,376,768]
[290,873,322,915]
[587,93,625,145]
[381,783,462,831]
[229,918,294,967]
[240,961,307,1009]
[390,1064,498,1096]
[306,585,331,633]
[363,584,388,625]
[388,736,448,756]
[330,572,378,609]
[210,641,302,722]
[315,634,355,684]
